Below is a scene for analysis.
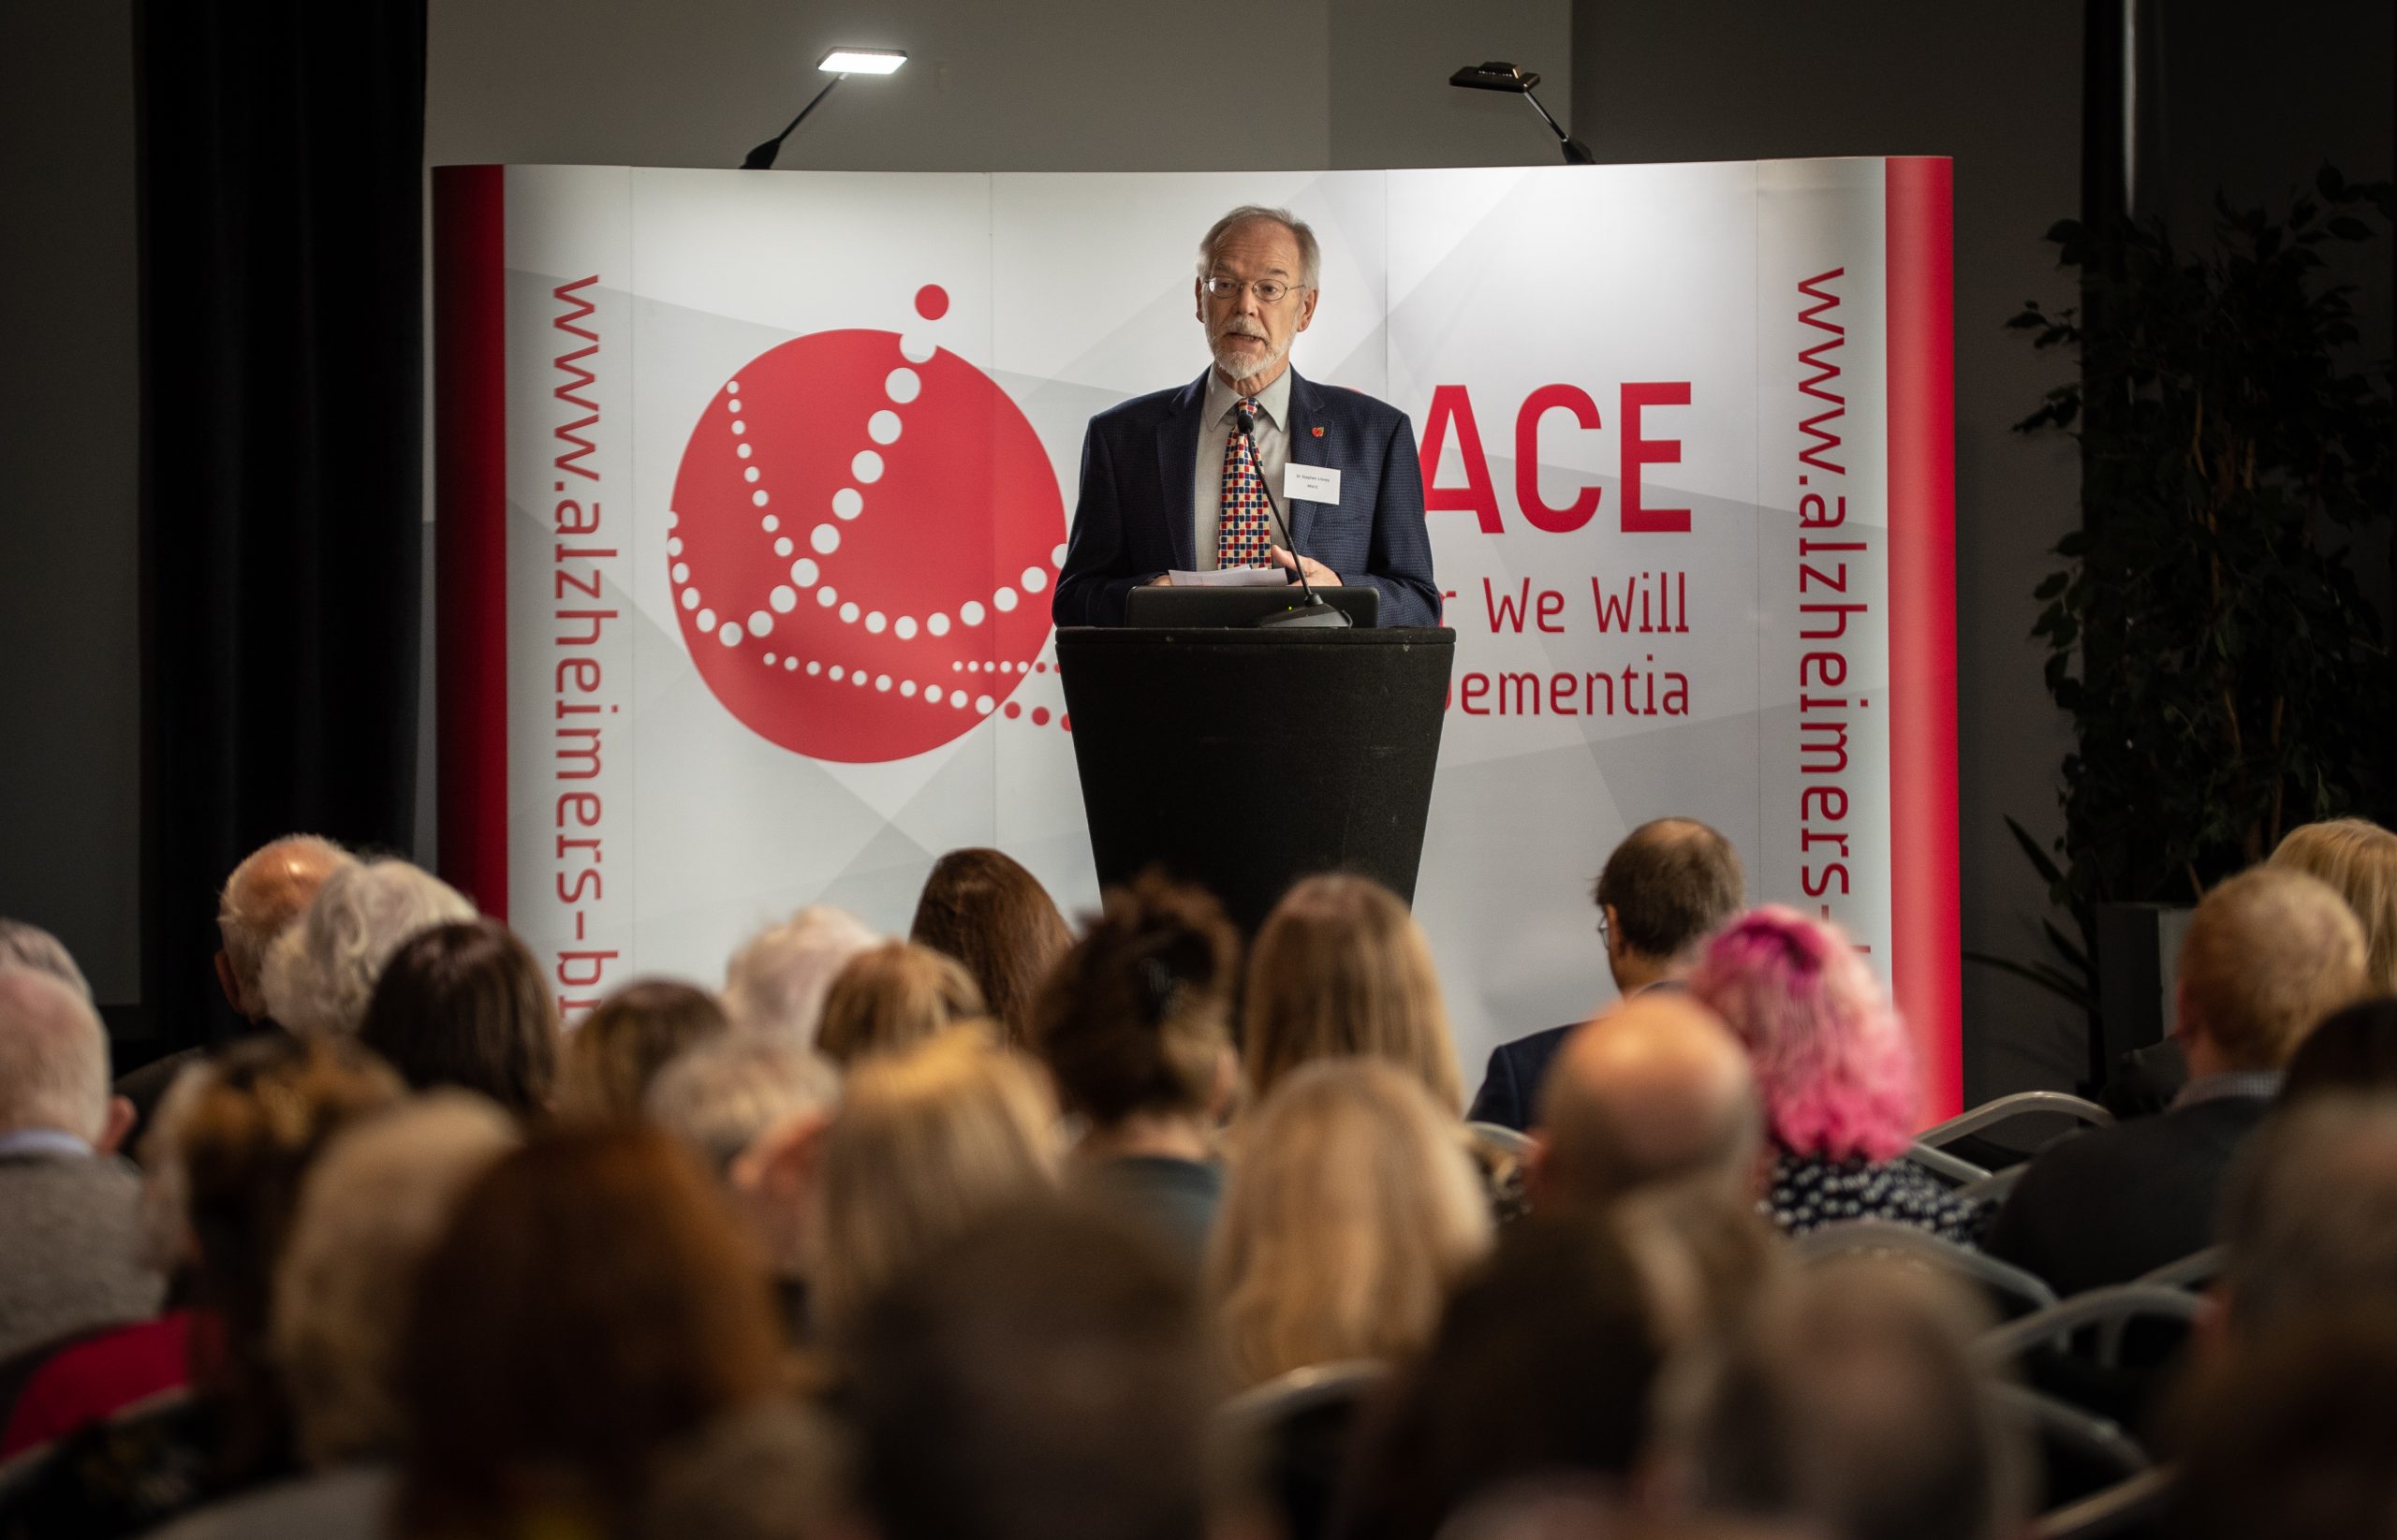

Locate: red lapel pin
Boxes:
[1311,425,1325,437]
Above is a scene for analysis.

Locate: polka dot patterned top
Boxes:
[1762,1151,1989,1246]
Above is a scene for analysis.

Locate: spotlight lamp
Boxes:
[1448,60,1594,166]
[743,47,908,169]
[818,48,905,75]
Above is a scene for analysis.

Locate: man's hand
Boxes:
[1146,573,1173,587]
[1271,547,1341,589]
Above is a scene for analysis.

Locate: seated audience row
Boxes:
[3,1031,404,1520]
[8,808,2397,1540]
[1984,866,2368,1293]
[2102,813,2397,1112]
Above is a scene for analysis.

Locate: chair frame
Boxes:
[1906,1092,2115,1188]
[1906,1141,1993,1184]
[1792,1218,2059,1315]
[2028,1466,2176,1540]
[1919,1091,2114,1151]
[1464,1121,1533,1158]
[1978,1283,2202,1368]
[2135,1243,2226,1293]
[1991,1382,2151,1483]
[1955,1164,2028,1206]
[1216,1359,1388,1435]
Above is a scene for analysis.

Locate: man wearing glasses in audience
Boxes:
[1051,205,1439,627]
[1469,818,1747,1132]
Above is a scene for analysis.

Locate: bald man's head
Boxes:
[1532,993,1761,1211]
[218,835,352,1018]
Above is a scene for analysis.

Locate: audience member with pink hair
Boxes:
[1685,907,1978,1242]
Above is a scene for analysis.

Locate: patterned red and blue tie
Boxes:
[1215,398,1273,569]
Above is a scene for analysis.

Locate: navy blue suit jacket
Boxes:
[1466,983,1690,1132]
[1051,369,1440,628]
[1466,1024,1575,1132]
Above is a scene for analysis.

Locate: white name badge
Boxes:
[1284,462,1341,504]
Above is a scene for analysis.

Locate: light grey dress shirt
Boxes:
[1189,366,1293,571]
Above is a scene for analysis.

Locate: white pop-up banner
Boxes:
[433,158,1960,1116]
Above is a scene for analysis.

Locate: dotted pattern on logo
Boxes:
[668,286,1068,763]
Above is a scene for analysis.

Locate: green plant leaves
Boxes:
[2005,163,2397,1015]
[1963,948,2094,1012]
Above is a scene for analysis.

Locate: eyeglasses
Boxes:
[1202,274,1302,305]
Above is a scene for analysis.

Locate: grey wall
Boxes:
[0,0,142,1012]
[1570,0,2092,1100]
[427,0,1569,172]
[1326,0,1576,170]
[2154,0,2393,314]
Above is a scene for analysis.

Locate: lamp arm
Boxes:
[742,74,844,170]
[1522,88,1596,165]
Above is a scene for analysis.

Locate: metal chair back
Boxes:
[1793,1218,2060,1317]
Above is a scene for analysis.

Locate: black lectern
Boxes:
[1054,627,1456,933]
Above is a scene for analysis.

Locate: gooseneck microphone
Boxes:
[1255,479,1353,630]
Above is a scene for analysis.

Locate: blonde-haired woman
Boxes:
[816,941,988,1066]
[807,1026,1060,1337]
[2272,817,2397,994]
[1243,874,1463,1113]
[1208,1060,1493,1388]
[556,978,731,1122]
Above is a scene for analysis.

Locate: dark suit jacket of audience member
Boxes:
[1465,984,1689,1132]
[114,1023,291,1154]
[1982,1090,2271,1297]
[114,1048,203,1151]
[1465,1025,1573,1132]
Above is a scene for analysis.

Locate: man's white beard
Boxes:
[1212,328,1288,382]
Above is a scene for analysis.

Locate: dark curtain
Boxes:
[136,0,428,1051]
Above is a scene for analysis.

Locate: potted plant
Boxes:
[1989,167,2396,1077]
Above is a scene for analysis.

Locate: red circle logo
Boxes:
[668,294,1065,763]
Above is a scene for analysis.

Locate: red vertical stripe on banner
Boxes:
[434,166,509,921]
[1886,157,1961,1122]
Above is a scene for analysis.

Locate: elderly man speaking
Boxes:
[1051,205,1438,627]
